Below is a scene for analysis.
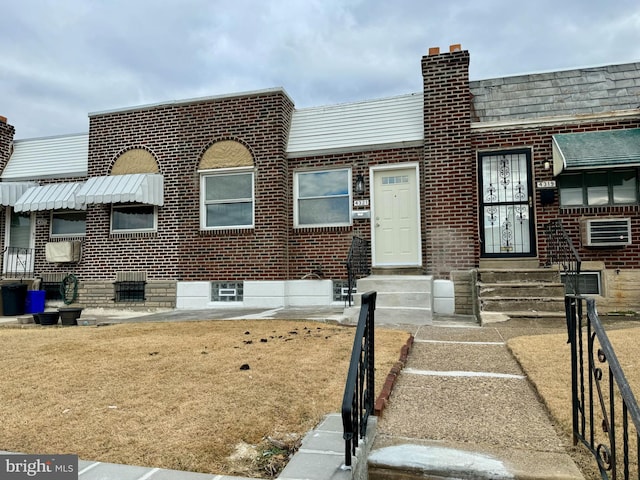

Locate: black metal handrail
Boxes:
[2,246,34,279]
[544,219,581,295]
[566,295,640,479]
[341,291,376,468]
[345,236,370,306]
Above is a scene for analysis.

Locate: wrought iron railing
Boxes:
[544,219,581,295]
[341,291,376,468]
[346,236,370,306]
[2,246,34,279]
[566,295,640,479]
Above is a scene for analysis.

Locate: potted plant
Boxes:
[58,307,84,326]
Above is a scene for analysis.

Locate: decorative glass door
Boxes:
[4,208,35,275]
[479,150,536,257]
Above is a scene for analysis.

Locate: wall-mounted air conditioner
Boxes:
[45,241,82,263]
[580,218,631,247]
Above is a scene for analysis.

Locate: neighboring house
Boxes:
[0,45,639,318]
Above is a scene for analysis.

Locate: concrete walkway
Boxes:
[370,316,585,480]
[0,307,588,479]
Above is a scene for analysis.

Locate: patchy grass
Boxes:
[0,320,409,477]
[508,326,640,480]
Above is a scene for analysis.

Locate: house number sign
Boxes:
[536,180,556,189]
[353,199,370,207]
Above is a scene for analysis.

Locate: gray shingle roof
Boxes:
[471,62,640,123]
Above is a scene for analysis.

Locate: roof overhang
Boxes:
[0,182,38,206]
[14,182,85,212]
[553,128,640,176]
[75,174,164,206]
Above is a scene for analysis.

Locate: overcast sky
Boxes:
[2,0,640,139]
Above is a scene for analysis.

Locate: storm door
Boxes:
[479,150,536,257]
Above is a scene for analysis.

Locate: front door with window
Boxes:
[372,166,421,266]
[4,208,35,275]
[479,150,536,257]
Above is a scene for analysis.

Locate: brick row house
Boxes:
[0,46,639,321]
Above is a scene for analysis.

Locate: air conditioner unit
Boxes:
[580,218,631,247]
[45,241,82,263]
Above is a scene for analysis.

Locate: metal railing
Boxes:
[341,291,376,468]
[345,236,370,306]
[544,219,581,295]
[566,295,640,479]
[2,246,34,279]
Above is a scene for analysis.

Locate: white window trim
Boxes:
[200,167,255,231]
[294,167,352,228]
[110,204,158,234]
[50,210,87,238]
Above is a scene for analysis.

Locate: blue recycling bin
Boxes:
[25,290,46,314]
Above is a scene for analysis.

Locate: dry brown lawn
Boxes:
[508,324,640,480]
[0,320,409,477]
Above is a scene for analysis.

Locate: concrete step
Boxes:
[478,269,560,284]
[357,274,433,293]
[478,282,566,298]
[480,297,565,313]
[353,291,432,308]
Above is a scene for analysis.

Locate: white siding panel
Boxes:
[3,133,88,180]
[287,93,423,154]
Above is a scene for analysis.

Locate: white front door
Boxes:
[372,166,421,266]
[4,208,35,275]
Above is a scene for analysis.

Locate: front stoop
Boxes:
[345,275,433,325]
[368,440,585,480]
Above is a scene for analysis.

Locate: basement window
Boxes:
[333,280,355,302]
[211,281,244,302]
[560,272,601,295]
[114,281,146,302]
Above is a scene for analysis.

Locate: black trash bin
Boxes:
[2,283,28,316]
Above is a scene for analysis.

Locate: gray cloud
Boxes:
[2,0,639,139]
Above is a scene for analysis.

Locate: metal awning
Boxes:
[0,181,38,206]
[14,182,85,212]
[553,128,640,176]
[75,174,164,206]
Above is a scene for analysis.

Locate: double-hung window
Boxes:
[51,211,86,237]
[558,170,638,207]
[111,204,157,233]
[201,168,254,230]
[294,168,351,227]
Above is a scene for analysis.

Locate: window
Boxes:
[295,168,351,227]
[51,211,86,236]
[559,170,637,207]
[111,204,156,232]
[561,272,601,295]
[114,281,146,302]
[333,280,355,302]
[201,170,254,229]
[211,281,243,302]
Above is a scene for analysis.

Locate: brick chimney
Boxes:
[0,116,15,174]
[421,46,476,277]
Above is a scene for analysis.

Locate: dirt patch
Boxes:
[0,320,409,477]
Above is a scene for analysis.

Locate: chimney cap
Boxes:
[449,44,462,52]
[0,115,6,124]
[428,47,440,56]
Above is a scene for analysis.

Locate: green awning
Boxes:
[553,128,640,176]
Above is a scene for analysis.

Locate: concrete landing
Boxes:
[370,321,585,480]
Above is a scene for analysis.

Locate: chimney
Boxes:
[0,115,7,124]
[0,116,15,172]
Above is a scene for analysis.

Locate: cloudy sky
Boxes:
[2,0,640,139]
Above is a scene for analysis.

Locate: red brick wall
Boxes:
[473,119,640,269]
[422,50,477,277]
[0,118,14,174]
[288,146,423,280]
[78,90,294,282]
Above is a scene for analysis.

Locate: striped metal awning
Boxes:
[75,174,164,206]
[0,181,38,206]
[14,182,85,212]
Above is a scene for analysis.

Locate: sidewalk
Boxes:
[370,316,585,480]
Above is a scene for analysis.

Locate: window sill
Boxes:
[109,231,158,239]
[199,228,254,237]
[559,204,640,215]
